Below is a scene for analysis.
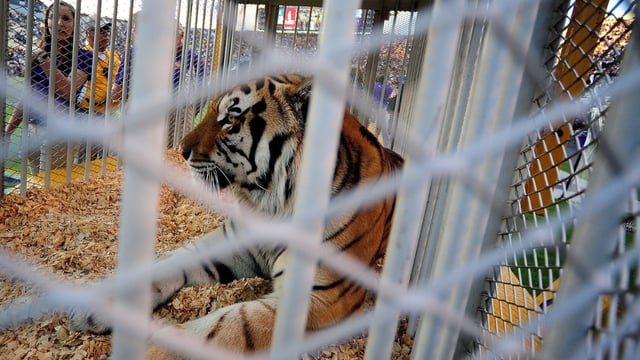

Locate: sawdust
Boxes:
[0,150,413,359]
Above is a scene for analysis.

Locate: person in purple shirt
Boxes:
[110,11,141,103]
[5,1,93,174]
[373,75,394,110]
[372,75,395,146]
[168,22,206,147]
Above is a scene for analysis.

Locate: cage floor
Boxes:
[0,150,413,359]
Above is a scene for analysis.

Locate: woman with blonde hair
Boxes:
[5,1,93,174]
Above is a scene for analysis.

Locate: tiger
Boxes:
[70,74,403,356]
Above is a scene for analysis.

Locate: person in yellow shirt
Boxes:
[76,20,121,162]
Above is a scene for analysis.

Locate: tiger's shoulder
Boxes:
[339,110,404,177]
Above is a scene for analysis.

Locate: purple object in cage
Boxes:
[577,132,588,147]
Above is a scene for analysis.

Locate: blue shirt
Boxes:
[373,81,394,109]
[173,48,205,90]
[29,48,93,124]
[114,47,133,87]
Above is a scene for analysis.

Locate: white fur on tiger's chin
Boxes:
[186,168,244,216]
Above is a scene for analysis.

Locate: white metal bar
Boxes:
[119,0,138,108]
[17,0,37,195]
[110,1,177,358]
[84,0,103,180]
[389,10,416,150]
[270,0,361,357]
[541,19,640,359]
[102,0,120,174]
[0,0,5,195]
[407,1,487,337]
[43,2,62,188]
[410,1,543,359]
[363,0,465,358]
[456,1,561,356]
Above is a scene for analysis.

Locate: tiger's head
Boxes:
[180,74,312,214]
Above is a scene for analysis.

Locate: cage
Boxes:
[1,0,639,359]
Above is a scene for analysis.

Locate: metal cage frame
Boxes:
[1,0,639,359]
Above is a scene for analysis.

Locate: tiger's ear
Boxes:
[288,78,313,123]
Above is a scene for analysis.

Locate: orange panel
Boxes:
[523,0,608,215]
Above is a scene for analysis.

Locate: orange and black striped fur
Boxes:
[71,74,403,355]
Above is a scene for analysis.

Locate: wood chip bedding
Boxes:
[0,150,412,359]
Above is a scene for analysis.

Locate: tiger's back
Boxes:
[299,108,402,330]
[166,74,403,355]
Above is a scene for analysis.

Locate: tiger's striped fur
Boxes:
[72,74,403,356]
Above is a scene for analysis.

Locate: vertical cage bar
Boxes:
[83,0,103,180]
[389,10,417,149]
[68,0,80,183]
[270,0,361,357]
[411,1,544,359]
[363,0,464,358]
[43,2,61,188]
[454,0,561,356]
[119,0,135,107]
[407,1,488,336]
[171,0,186,149]
[219,0,239,85]
[103,0,120,174]
[0,0,7,196]
[212,0,229,79]
[110,0,177,358]
[18,0,37,195]
[203,0,216,83]
[541,18,640,359]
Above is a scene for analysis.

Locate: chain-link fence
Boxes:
[1,0,639,359]
[471,1,637,358]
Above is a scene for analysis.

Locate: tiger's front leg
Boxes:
[69,227,270,334]
[146,296,279,358]
[146,251,369,357]
[145,252,292,356]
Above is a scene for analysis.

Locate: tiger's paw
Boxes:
[66,278,183,336]
[68,310,112,335]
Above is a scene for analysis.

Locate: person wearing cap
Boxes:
[75,19,121,163]
[77,21,121,114]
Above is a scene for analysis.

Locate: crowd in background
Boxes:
[4,1,209,175]
[4,2,409,177]
[7,47,26,76]
[587,15,633,86]
[6,1,215,79]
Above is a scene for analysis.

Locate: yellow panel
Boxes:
[28,157,119,188]
[485,266,541,355]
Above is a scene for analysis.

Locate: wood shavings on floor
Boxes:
[0,150,413,359]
